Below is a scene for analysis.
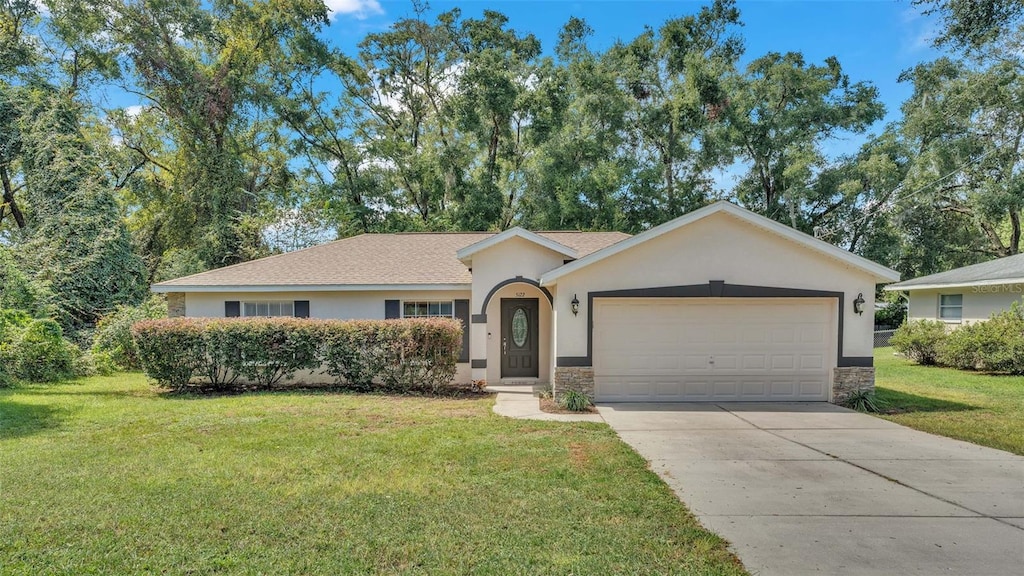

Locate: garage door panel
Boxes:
[594,298,832,402]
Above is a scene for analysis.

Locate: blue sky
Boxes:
[325,0,945,150]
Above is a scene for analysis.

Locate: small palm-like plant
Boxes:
[841,389,887,413]
[560,390,591,412]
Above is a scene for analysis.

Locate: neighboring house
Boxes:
[884,253,1024,325]
[153,201,899,403]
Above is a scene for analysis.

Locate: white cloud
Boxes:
[124,105,145,118]
[899,6,940,54]
[323,0,384,21]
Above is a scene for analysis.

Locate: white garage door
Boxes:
[593,298,833,402]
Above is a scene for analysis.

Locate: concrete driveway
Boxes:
[598,402,1024,576]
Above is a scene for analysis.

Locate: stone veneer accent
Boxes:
[832,367,875,404]
[553,366,595,401]
[167,292,186,318]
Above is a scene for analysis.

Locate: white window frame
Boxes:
[241,300,295,318]
[400,300,455,319]
[938,294,963,321]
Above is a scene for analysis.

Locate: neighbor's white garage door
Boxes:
[593,298,833,402]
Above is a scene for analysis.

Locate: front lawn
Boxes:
[0,375,745,575]
[874,347,1024,455]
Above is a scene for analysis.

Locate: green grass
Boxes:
[0,374,745,576]
[874,347,1024,455]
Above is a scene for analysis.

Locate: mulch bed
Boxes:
[538,396,599,414]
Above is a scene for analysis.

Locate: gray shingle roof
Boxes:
[152,231,630,290]
[886,253,1024,290]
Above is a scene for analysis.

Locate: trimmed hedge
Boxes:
[132,317,462,392]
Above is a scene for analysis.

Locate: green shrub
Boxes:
[76,350,119,377]
[890,320,948,365]
[10,319,76,382]
[132,319,209,388]
[374,319,462,392]
[92,295,167,370]
[204,318,321,388]
[132,317,463,393]
[319,320,380,390]
[939,322,985,370]
[560,390,592,412]
[940,304,1024,374]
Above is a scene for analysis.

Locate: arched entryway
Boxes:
[481,279,554,384]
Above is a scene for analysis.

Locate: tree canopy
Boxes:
[0,0,1020,335]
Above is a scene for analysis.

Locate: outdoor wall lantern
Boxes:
[853,292,865,316]
[571,294,580,316]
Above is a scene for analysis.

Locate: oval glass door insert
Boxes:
[511,308,528,347]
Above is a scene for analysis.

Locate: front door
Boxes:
[501,298,539,378]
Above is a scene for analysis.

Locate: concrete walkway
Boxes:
[490,385,604,423]
[598,402,1024,576]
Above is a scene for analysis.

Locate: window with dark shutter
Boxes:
[384,299,400,319]
[225,301,240,317]
[294,300,310,318]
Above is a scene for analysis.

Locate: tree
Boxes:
[606,0,742,226]
[17,92,147,331]
[517,17,631,231]
[721,52,885,228]
[106,0,330,270]
[915,0,1024,50]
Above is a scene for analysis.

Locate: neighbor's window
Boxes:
[402,301,454,318]
[242,301,294,317]
[938,294,963,320]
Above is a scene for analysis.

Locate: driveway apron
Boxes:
[598,402,1024,576]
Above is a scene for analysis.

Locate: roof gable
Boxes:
[885,253,1024,291]
[456,227,577,264]
[539,201,900,285]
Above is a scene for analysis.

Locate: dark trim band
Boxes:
[471,359,487,369]
[555,356,590,367]
[838,356,873,367]
[479,277,553,315]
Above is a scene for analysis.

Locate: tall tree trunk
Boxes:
[0,164,26,228]
[1010,208,1021,255]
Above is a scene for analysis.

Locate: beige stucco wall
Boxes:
[550,211,880,361]
[183,289,472,383]
[907,285,1024,325]
[467,235,567,384]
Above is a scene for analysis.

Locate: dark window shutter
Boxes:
[454,299,470,363]
[384,299,400,319]
[225,301,240,317]
[294,300,310,318]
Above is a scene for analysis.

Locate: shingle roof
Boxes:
[152,231,630,290]
[886,253,1024,290]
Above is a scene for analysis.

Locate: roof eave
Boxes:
[151,283,471,293]
[884,278,1024,291]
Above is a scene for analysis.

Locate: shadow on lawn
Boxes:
[0,400,64,439]
[157,384,492,401]
[875,388,978,414]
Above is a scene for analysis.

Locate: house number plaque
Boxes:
[515,292,526,297]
